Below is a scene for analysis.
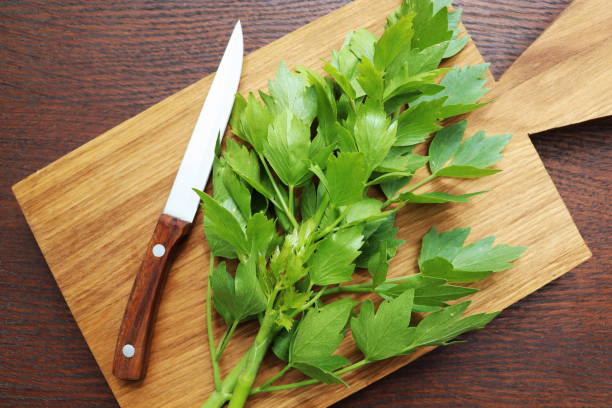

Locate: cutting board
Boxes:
[12,0,610,407]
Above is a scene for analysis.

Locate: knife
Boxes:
[112,21,244,381]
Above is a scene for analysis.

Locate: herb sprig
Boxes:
[197,1,526,407]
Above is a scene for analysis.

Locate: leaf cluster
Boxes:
[197,0,526,402]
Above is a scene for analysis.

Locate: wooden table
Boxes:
[1,1,610,406]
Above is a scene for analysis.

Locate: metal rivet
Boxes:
[122,344,136,358]
[152,244,166,257]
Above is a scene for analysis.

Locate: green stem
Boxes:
[252,359,369,394]
[259,153,299,229]
[323,275,417,296]
[253,364,292,392]
[206,256,222,391]
[288,185,295,217]
[290,286,327,318]
[383,174,438,207]
[216,320,239,359]
[314,206,349,240]
[227,312,279,407]
[201,354,248,408]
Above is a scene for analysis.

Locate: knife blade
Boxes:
[112,21,244,381]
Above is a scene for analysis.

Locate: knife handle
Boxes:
[113,214,191,381]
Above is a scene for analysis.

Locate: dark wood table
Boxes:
[1,1,610,407]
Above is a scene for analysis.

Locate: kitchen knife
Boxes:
[112,21,244,381]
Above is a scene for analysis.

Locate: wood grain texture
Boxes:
[1,1,610,408]
[113,214,191,381]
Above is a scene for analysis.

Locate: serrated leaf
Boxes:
[453,237,527,273]
[436,165,502,178]
[451,131,513,169]
[268,62,317,124]
[367,241,389,286]
[395,99,445,146]
[265,109,312,187]
[357,215,403,268]
[210,259,267,325]
[414,284,478,307]
[398,191,486,204]
[421,257,494,283]
[289,299,353,381]
[357,58,384,101]
[353,100,398,174]
[246,212,278,258]
[376,152,429,173]
[221,164,251,221]
[349,28,377,61]
[196,190,248,256]
[351,290,415,361]
[374,14,415,69]
[414,63,490,108]
[410,301,499,348]
[345,198,382,224]
[325,152,368,207]
[419,227,471,268]
[224,139,274,199]
[231,93,271,154]
[308,227,364,285]
[429,120,467,174]
[375,274,446,300]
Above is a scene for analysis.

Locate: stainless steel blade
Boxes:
[163,21,243,222]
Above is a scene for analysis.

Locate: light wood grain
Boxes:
[470,0,612,136]
[11,0,602,406]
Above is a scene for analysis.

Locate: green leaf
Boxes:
[421,257,493,283]
[231,93,272,154]
[376,152,429,173]
[395,99,445,146]
[357,58,384,101]
[419,227,526,282]
[211,159,247,226]
[453,236,527,273]
[367,241,389,286]
[246,212,278,258]
[398,191,486,204]
[290,299,354,382]
[415,63,490,108]
[451,131,513,169]
[325,152,368,206]
[196,190,248,256]
[265,109,312,187]
[374,14,415,69]
[351,290,415,361]
[414,284,478,307]
[348,28,377,61]
[210,259,267,325]
[268,62,317,124]
[303,68,338,145]
[272,328,293,362]
[308,227,364,285]
[356,215,403,268]
[436,166,502,178]
[375,274,445,300]
[353,101,398,174]
[410,301,499,348]
[300,182,318,221]
[444,8,470,58]
[221,164,251,221]
[224,139,274,199]
[344,198,382,224]
[429,120,467,174]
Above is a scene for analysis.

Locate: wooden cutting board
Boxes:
[12,0,610,407]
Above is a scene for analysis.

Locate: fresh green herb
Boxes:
[198,1,525,407]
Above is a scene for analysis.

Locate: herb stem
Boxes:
[314,206,349,240]
[253,364,292,392]
[259,153,299,229]
[206,255,222,391]
[383,174,438,207]
[251,359,369,394]
[323,275,418,296]
[216,320,239,359]
[288,185,295,217]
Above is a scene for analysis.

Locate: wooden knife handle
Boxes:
[113,214,191,381]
